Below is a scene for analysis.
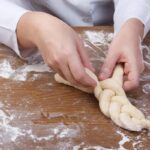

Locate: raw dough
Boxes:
[54,64,150,131]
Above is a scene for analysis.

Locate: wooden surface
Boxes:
[0,26,150,150]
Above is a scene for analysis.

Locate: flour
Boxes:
[0,102,4,108]
[0,109,25,144]
[58,128,78,138]
[142,83,150,94]
[73,142,113,150]
[0,60,52,81]
[26,130,53,142]
[140,72,150,81]
[132,135,143,150]
[0,101,81,146]
[82,147,112,150]
[0,60,15,79]
[84,31,114,45]
[0,101,148,149]
[116,130,130,150]
[142,45,150,67]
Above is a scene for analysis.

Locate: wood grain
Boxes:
[0,26,150,150]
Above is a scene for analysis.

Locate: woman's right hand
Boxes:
[17,12,96,87]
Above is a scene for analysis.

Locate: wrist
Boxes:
[117,18,144,42]
[24,12,60,50]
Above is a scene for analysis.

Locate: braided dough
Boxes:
[54,64,150,131]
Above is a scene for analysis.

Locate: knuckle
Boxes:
[133,80,139,88]
[64,49,72,58]
[53,55,63,65]
[69,78,76,85]
[53,58,59,65]
[45,59,53,67]
[74,73,84,82]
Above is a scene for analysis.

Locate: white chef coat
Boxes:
[0,0,150,58]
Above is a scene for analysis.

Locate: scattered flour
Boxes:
[0,102,4,108]
[84,31,114,45]
[116,130,130,150]
[0,102,81,146]
[73,146,113,150]
[0,102,21,144]
[142,83,150,94]
[140,72,150,81]
[73,142,113,150]
[58,128,77,138]
[142,45,150,67]
[0,109,25,144]
[132,135,143,150]
[26,130,53,142]
[0,60,15,79]
[0,60,52,81]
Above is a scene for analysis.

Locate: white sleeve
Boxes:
[113,0,150,38]
[0,1,29,57]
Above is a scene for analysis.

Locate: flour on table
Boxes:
[0,109,25,143]
[84,31,114,45]
[116,130,130,150]
[0,60,15,79]
[0,60,52,81]
[73,142,113,150]
[0,101,81,146]
[142,45,150,67]
[142,83,150,94]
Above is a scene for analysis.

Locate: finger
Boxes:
[59,63,76,85]
[124,62,130,74]
[76,37,95,72]
[99,49,120,80]
[123,69,139,91]
[48,64,65,79]
[47,55,76,84]
[68,49,97,87]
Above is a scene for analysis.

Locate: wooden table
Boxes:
[0,26,150,150]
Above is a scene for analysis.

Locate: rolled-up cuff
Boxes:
[0,2,30,57]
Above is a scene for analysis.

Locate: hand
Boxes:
[99,19,144,91]
[17,12,96,87]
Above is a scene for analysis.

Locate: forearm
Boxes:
[16,11,66,50]
[16,12,40,49]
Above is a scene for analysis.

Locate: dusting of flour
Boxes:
[0,60,52,81]
[0,102,81,147]
[0,102,25,144]
[84,31,114,45]
[116,130,130,150]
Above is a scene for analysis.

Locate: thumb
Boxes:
[99,50,119,80]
